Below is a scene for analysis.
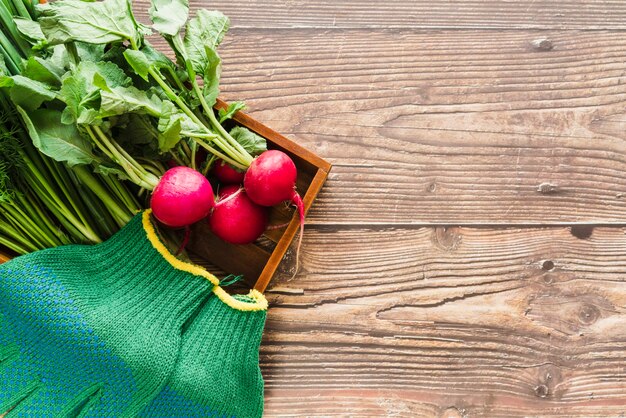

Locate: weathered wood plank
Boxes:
[188,29,626,225]
[260,226,626,416]
[134,0,626,30]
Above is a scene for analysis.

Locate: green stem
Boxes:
[193,139,246,170]
[0,210,36,246]
[192,80,253,165]
[73,165,133,225]
[190,141,197,170]
[14,189,66,246]
[76,183,119,237]
[0,231,33,254]
[101,174,139,216]
[0,0,16,15]
[17,149,103,243]
[0,0,30,57]
[0,31,22,72]
[109,138,146,174]
[2,202,54,248]
[165,65,186,92]
[179,131,218,140]
[90,126,158,190]
[40,154,95,234]
[85,126,116,161]
[12,0,31,19]
[17,0,34,19]
[169,151,184,167]
[146,66,247,165]
[201,154,217,177]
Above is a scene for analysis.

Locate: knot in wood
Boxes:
[570,225,594,240]
[541,260,555,271]
[432,227,462,251]
[542,273,555,285]
[535,384,549,398]
[578,303,600,325]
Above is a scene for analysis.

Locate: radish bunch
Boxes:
[150,150,304,247]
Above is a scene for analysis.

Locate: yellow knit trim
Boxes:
[214,288,269,311]
[142,210,268,311]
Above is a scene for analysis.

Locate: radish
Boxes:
[209,185,269,245]
[150,166,215,228]
[212,159,245,184]
[244,150,305,274]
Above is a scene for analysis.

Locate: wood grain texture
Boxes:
[261,226,626,416]
[134,0,626,30]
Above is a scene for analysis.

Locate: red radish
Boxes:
[244,150,305,275]
[150,166,215,228]
[212,159,245,184]
[209,185,269,245]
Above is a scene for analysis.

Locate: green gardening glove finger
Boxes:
[0,210,219,417]
[140,286,268,417]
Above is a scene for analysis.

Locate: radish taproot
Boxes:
[150,166,215,228]
[209,185,269,245]
[212,159,245,184]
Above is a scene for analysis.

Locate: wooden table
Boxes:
[139,1,626,416]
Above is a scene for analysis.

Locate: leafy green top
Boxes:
[1,0,264,189]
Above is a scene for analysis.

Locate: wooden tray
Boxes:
[191,100,331,292]
[0,100,331,293]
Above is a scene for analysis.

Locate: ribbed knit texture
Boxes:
[0,212,215,417]
[140,292,267,418]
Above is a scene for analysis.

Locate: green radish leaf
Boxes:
[87,61,131,88]
[58,72,100,124]
[58,61,132,124]
[218,101,246,123]
[37,0,141,47]
[113,114,160,159]
[200,46,221,107]
[123,50,151,81]
[116,114,156,145]
[158,117,181,152]
[229,126,267,156]
[123,44,175,81]
[76,42,106,63]
[13,18,47,50]
[100,85,163,118]
[158,101,204,135]
[76,108,100,125]
[17,107,96,166]
[183,10,229,77]
[48,45,70,73]
[21,57,62,86]
[149,0,189,36]
[0,75,56,111]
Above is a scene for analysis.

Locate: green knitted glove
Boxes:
[140,292,268,417]
[0,210,222,417]
[140,285,268,417]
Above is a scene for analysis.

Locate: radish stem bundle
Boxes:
[0,0,140,253]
